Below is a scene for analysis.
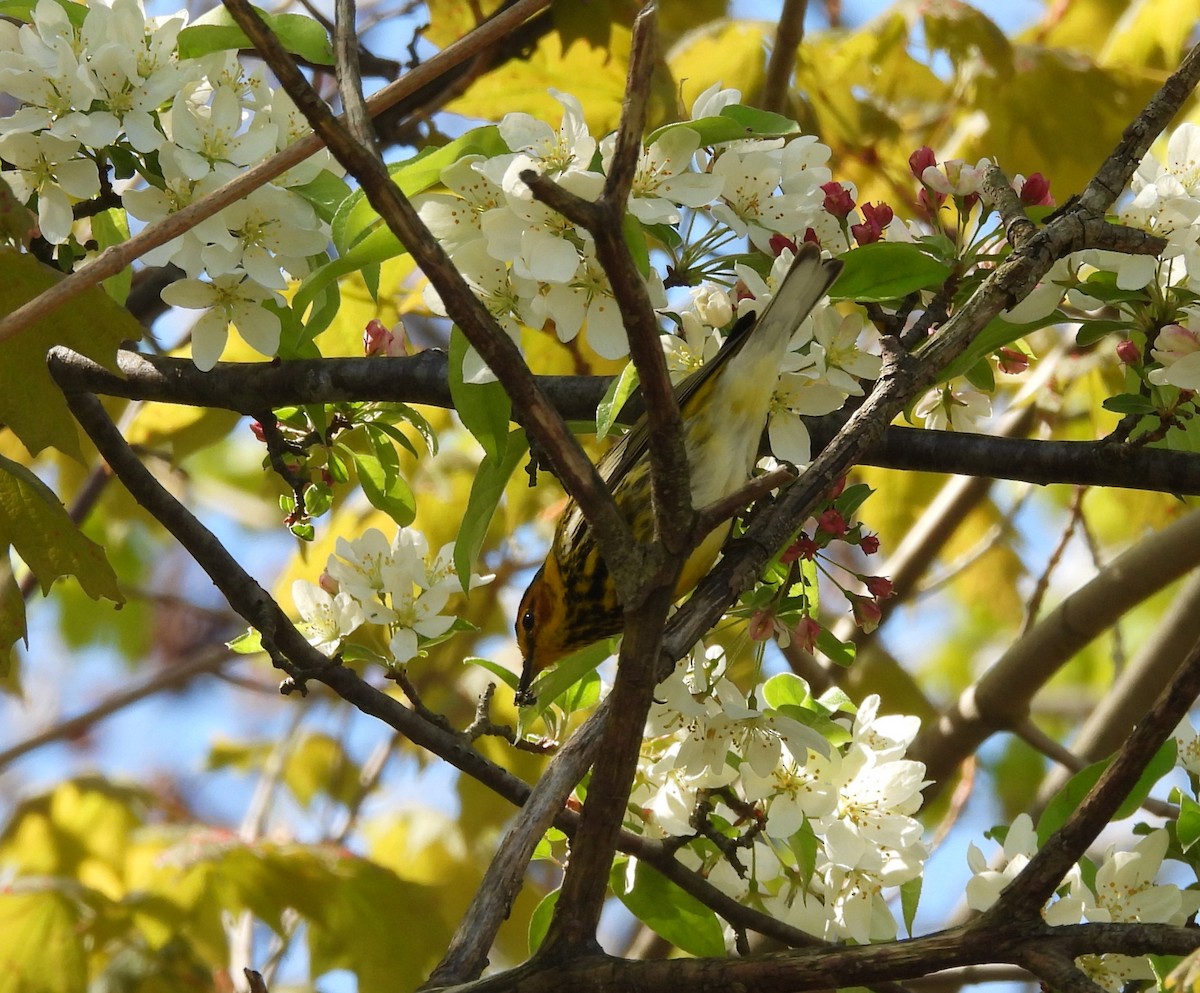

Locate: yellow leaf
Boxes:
[1099,0,1200,69]
[0,249,140,458]
[448,27,632,135]
[669,20,768,114]
[0,889,87,993]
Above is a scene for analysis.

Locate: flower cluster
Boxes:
[630,658,928,945]
[0,0,340,369]
[967,814,1199,993]
[293,527,491,666]
[415,84,880,405]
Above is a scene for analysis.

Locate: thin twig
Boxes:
[333,0,379,154]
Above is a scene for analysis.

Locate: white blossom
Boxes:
[159,273,283,371]
[293,580,364,656]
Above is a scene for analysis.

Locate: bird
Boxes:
[514,243,843,702]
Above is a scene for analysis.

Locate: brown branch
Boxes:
[423,921,1200,993]
[1077,41,1200,214]
[532,7,699,957]
[333,0,379,154]
[912,508,1200,789]
[761,0,808,115]
[46,348,1200,497]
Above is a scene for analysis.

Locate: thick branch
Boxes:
[913,508,1200,788]
[428,922,1200,993]
[47,348,1200,497]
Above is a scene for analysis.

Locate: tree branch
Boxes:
[913,508,1200,789]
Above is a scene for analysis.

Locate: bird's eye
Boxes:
[521,608,536,633]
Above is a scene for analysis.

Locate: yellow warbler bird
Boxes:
[515,244,843,701]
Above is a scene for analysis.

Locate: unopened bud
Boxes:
[821,181,855,219]
[769,232,799,257]
[1116,338,1141,364]
[909,146,938,179]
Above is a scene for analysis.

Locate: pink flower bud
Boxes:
[250,420,267,442]
[769,232,799,257]
[782,532,819,563]
[318,570,339,594]
[850,594,882,634]
[802,227,821,246]
[821,181,856,219]
[1017,172,1053,206]
[864,575,894,599]
[909,146,938,179]
[363,318,393,356]
[817,508,847,537]
[794,615,821,653]
[1116,338,1141,364]
[851,201,894,245]
[859,533,880,555]
[918,187,946,216]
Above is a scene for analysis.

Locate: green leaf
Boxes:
[900,875,922,937]
[366,420,420,459]
[290,169,353,224]
[623,212,650,277]
[0,563,24,677]
[284,733,362,807]
[816,628,856,667]
[465,655,520,691]
[596,361,639,441]
[833,482,873,519]
[831,243,951,303]
[227,629,264,655]
[523,638,615,717]
[0,249,141,457]
[648,104,800,146]
[331,126,506,254]
[1078,270,1150,306]
[90,208,131,304]
[1103,393,1159,415]
[527,887,559,954]
[351,451,416,527]
[0,0,85,26]
[773,704,851,747]
[963,356,996,393]
[1075,319,1133,347]
[939,312,1064,382]
[449,326,512,462]
[0,455,124,607]
[454,429,528,591]
[1037,741,1177,844]
[614,859,726,957]
[1177,794,1200,853]
[178,7,333,64]
[762,672,815,710]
